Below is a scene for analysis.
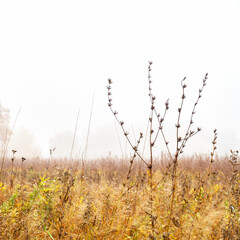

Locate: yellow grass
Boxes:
[0,156,239,239]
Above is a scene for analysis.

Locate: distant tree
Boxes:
[0,103,11,150]
[9,126,40,158]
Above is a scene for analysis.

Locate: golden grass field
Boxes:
[0,154,239,240]
[0,65,238,239]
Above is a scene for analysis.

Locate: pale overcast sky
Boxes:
[0,0,239,159]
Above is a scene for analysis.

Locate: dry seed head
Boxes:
[165,99,169,109]
[176,123,181,128]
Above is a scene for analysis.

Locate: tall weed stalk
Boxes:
[107,62,208,235]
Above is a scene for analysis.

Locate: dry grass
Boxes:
[0,156,239,240]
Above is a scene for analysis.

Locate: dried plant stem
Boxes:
[10,150,16,189]
[0,108,21,183]
[147,65,172,162]
[107,96,148,166]
[83,94,94,160]
[148,61,155,230]
[142,120,149,157]
[167,78,186,229]
[69,109,80,163]
[149,108,154,229]
[107,63,208,236]
[167,74,207,231]
[114,120,124,158]
[123,132,143,188]
[81,94,94,180]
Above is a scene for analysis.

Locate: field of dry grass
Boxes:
[1,63,238,239]
[0,155,240,240]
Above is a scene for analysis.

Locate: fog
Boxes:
[8,127,40,158]
[49,130,81,159]
[0,0,240,159]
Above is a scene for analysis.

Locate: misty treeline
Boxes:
[0,103,11,154]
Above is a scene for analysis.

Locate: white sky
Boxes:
[0,0,239,159]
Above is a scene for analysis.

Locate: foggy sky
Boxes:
[0,0,239,159]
